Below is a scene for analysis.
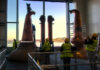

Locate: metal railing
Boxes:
[0,49,7,69]
[28,51,100,70]
[28,53,43,70]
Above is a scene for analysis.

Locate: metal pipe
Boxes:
[43,0,45,16]
[66,1,70,39]
[41,21,45,44]
[48,16,54,51]
[5,0,8,47]
[48,16,54,44]
[40,15,45,45]
[16,0,19,41]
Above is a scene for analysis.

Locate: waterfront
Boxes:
[7,41,63,47]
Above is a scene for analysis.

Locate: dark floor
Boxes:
[5,60,28,70]
[4,59,100,70]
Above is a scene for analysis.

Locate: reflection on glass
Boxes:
[70,3,76,38]
[7,24,16,47]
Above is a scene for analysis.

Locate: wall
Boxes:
[87,0,100,35]
[76,0,100,36]
[0,0,7,47]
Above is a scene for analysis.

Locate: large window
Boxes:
[7,0,76,47]
[7,24,16,47]
[7,0,17,47]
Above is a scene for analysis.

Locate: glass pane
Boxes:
[70,3,76,39]
[7,0,16,22]
[7,23,16,47]
[45,2,66,46]
[19,0,43,47]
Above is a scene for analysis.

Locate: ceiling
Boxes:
[24,0,73,2]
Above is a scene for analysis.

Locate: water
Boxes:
[7,41,63,47]
[36,41,63,47]
[7,40,13,47]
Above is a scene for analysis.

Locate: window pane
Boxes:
[7,0,16,22]
[70,3,76,38]
[45,2,66,46]
[7,24,16,47]
[19,0,43,47]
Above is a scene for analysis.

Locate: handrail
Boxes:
[0,59,6,69]
[29,51,76,54]
[29,51,100,59]
[41,62,100,67]
[28,53,43,70]
[0,49,7,69]
[28,51,100,70]
[0,49,7,55]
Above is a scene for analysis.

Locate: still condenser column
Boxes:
[48,15,54,50]
[7,4,37,62]
[70,10,87,58]
[39,15,45,45]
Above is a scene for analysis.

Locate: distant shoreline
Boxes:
[7,40,63,47]
[36,37,65,42]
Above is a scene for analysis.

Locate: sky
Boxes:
[7,0,76,41]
